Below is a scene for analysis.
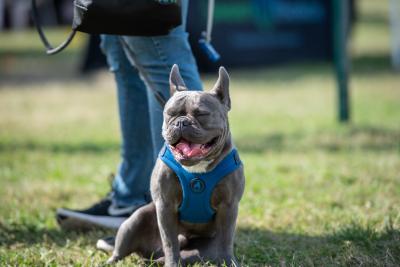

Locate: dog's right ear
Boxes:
[169,64,187,96]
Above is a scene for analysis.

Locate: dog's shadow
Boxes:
[0,221,112,248]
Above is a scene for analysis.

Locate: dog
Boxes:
[106,65,245,267]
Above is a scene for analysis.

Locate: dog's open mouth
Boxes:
[169,137,218,160]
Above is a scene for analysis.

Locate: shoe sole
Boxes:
[56,208,127,230]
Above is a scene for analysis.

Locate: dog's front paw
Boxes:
[154,255,178,267]
[105,255,121,265]
[165,262,179,267]
[164,257,181,267]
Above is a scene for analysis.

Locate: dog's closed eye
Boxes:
[196,113,210,117]
[193,110,211,117]
[166,109,180,117]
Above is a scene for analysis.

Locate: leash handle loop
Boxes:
[31,0,77,55]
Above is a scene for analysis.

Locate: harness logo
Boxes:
[190,178,205,193]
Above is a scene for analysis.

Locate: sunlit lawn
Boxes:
[0,1,399,266]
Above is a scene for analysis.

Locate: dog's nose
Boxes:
[175,117,191,129]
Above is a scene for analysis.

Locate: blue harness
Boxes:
[159,145,242,223]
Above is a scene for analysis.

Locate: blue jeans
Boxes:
[100,7,202,206]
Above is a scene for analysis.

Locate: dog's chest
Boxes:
[178,179,233,235]
[182,160,212,173]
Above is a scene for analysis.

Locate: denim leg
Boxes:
[100,0,203,207]
[120,25,203,159]
[100,35,154,207]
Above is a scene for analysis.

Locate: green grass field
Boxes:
[1,1,399,266]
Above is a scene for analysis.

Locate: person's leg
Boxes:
[56,35,155,229]
[112,0,201,202]
[101,35,155,207]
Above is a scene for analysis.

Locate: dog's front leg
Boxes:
[155,200,180,267]
[213,203,240,266]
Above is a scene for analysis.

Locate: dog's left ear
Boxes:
[210,66,231,110]
[169,64,187,96]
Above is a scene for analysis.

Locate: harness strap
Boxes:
[159,145,242,223]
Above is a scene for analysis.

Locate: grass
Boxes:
[0,1,399,266]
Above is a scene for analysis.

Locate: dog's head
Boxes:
[162,64,231,167]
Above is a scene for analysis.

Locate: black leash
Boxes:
[31,0,76,55]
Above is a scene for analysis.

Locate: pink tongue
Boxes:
[176,140,203,157]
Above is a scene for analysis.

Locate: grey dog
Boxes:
[106,65,245,266]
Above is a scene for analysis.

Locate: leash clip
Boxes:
[199,0,220,62]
